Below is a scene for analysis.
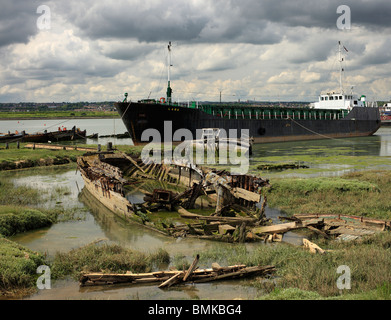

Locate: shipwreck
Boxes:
[76,150,273,243]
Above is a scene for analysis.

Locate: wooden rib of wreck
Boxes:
[76,151,272,242]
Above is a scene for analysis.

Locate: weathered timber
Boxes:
[231,187,261,202]
[252,218,323,235]
[293,214,391,231]
[79,263,275,288]
[183,254,200,281]
[177,206,257,224]
[158,272,184,288]
[303,239,326,254]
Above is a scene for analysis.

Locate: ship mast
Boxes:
[338,41,344,94]
[166,41,173,104]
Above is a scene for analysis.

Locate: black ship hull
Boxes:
[115,102,381,145]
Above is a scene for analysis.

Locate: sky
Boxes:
[1,0,391,103]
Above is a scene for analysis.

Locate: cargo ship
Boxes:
[115,42,381,145]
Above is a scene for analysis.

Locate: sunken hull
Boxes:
[115,102,381,144]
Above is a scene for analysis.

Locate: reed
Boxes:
[0,237,46,297]
[51,242,170,279]
[266,170,391,219]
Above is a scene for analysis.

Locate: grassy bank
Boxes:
[51,242,170,279]
[0,237,46,297]
[0,143,144,171]
[0,110,119,119]
[0,173,88,297]
[195,232,391,299]
[266,170,391,219]
[0,143,83,171]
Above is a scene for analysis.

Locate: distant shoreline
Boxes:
[0,116,120,121]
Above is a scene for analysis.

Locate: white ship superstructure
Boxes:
[312,41,367,110]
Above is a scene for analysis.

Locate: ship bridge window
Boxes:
[354,100,358,105]
[321,97,324,101]
[329,96,334,100]
[339,96,343,99]
[325,96,329,101]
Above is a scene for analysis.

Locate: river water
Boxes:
[2,119,391,300]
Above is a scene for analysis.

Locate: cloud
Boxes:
[1,0,391,103]
[0,0,41,47]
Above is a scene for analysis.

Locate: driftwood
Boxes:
[303,239,326,254]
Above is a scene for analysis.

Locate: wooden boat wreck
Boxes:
[1,127,87,144]
[22,127,87,142]
[76,150,273,242]
[79,254,275,288]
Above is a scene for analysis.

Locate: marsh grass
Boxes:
[198,232,391,298]
[0,237,46,296]
[0,207,53,237]
[0,176,86,237]
[0,143,83,169]
[266,170,391,219]
[0,177,43,206]
[51,243,170,279]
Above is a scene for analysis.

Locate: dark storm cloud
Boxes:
[57,0,283,45]
[0,0,41,47]
[57,0,391,46]
[234,0,391,30]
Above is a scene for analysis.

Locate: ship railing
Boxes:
[211,109,348,120]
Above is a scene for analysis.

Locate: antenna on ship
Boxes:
[166,41,173,104]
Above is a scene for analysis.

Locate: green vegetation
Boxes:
[0,143,83,171]
[266,170,391,219]
[51,242,170,279]
[0,143,145,171]
[0,110,118,119]
[0,175,87,237]
[196,232,391,299]
[0,238,46,297]
[0,208,53,237]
